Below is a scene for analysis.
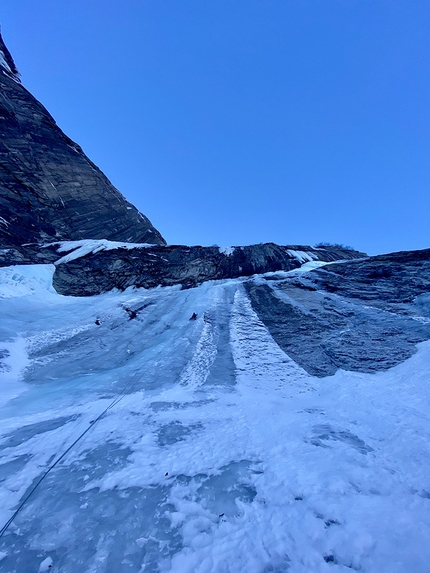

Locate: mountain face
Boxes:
[0,32,165,248]
[1,33,430,573]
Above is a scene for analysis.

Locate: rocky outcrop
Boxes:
[302,248,430,309]
[49,242,363,296]
[0,32,165,248]
[245,248,430,376]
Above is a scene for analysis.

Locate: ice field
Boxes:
[0,264,430,572]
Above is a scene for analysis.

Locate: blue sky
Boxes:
[2,1,430,254]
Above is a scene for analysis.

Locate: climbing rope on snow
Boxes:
[0,372,143,539]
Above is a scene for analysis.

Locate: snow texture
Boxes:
[0,264,56,298]
[218,247,236,256]
[0,265,430,572]
[47,239,155,265]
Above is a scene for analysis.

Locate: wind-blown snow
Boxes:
[1,265,430,572]
[48,239,155,265]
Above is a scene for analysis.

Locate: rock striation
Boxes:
[245,248,430,376]
[0,32,165,248]
[49,242,364,296]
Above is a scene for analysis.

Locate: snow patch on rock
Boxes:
[219,246,236,257]
[286,249,319,264]
[48,239,156,265]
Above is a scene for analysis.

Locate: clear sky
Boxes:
[2,0,430,255]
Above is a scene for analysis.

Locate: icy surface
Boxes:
[0,265,56,298]
[0,265,430,572]
[286,249,319,263]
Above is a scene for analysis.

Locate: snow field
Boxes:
[0,265,429,572]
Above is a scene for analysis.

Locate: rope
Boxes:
[0,372,142,539]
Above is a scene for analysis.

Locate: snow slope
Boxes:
[0,265,430,573]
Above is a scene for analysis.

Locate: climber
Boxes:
[125,307,138,320]
[189,312,198,321]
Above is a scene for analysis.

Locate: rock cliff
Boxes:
[0,32,165,248]
[49,242,365,296]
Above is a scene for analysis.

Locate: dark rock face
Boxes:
[49,243,363,296]
[306,248,430,309]
[0,32,165,248]
[245,248,430,377]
